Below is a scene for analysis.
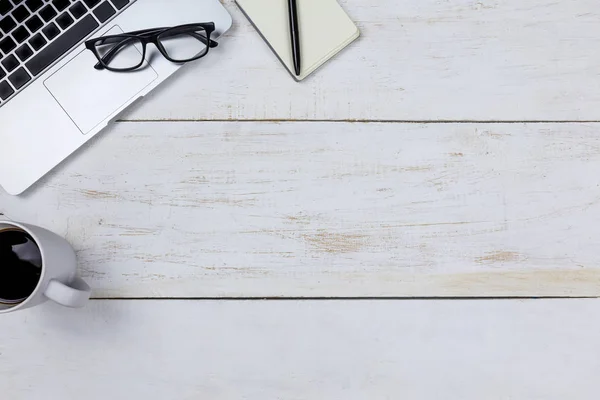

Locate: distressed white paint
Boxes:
[123,0,600,121]
[2,122,600,297]
[2,1,598,396]
[0,299,599,399]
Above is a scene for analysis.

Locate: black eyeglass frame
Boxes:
[84,22,218,72]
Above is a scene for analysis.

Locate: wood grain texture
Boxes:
[2,121,600,297]
[122,0,600,122]
[1,299,599,399]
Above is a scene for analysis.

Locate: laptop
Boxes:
[0,0,232,195]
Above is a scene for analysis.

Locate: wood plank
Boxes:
[124,0,600,121]
[2,121,600,297]
[0,299,599,399]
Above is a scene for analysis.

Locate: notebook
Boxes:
[236,0,360,81]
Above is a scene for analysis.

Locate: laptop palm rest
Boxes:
[43,26,158,135]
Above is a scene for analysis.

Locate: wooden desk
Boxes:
[1,0,599,398]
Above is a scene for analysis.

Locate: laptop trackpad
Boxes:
[44,26,158,134]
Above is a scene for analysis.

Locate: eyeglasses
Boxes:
[85,23,218,72]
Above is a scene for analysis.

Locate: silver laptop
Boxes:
[0,0,232,195]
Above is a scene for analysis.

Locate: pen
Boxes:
[288,0,301,76]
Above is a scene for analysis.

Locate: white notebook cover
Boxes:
[236,0,360,81]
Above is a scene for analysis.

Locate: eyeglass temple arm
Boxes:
[126,27,170,36]
[94,33,217,70]
[114,26,218,38]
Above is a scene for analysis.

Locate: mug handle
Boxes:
[45,278,92,308]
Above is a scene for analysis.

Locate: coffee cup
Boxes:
[0,219,91,313]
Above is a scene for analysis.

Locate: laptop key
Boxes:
[0,0,12,16]
[12,5,30,23]
[0,35,16,53]
[12,26,29,43]
[25,0,44,12]
[110,0,128,10]
[26,14,99,76]
[1,54,18,72]
[28,33,46,50]
[0,80,14,100]
[25,15,43,32]
[15,43,33,61]
[8,67,31,89]
[83,0,101,8]
[69,2,86,19]
[42,22,60,40]
[0,15,16,34]
[56,12,73,29]
[52,0,71,12]
[93,2,115,23]
[39,4,58,22]
[0,66,5,79]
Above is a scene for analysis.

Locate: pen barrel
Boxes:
[288,0,302,75]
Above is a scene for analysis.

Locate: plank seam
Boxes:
[116,119,600,124]
[90,296,600,301]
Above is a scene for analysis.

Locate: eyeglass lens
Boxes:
[94,36,145,70]
[159,27,209,61]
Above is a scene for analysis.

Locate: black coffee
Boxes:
[0,229,42,303]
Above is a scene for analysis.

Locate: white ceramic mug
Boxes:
[0,219,91,314]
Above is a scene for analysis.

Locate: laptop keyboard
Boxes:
[0,0,132,107]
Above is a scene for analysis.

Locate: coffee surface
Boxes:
[0,229,43,303]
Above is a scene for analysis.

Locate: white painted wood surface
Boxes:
[2,122,600,297]
[2,0,600,397]
[1,300,599,399]
[124,0,600,121]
